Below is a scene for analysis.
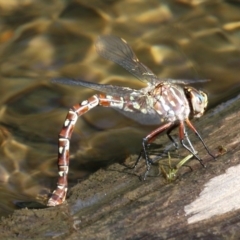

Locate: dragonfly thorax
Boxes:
[149,83,191,122]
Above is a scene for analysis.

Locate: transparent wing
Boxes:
[95,35,158,85]
[52,78,136,96]
[52,78,161,125]
[115,108,161,125]
[166,79,210,85]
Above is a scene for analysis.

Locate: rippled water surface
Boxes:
[0,0,240,216]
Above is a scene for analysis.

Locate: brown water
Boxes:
[0,0,239,216]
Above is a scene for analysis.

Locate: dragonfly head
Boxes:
[184,87,208,118]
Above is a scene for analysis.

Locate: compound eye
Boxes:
[198,95,203,104]
[198,93,206,104]
[200,91,208,108]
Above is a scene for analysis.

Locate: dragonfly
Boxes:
[47,35,215,206]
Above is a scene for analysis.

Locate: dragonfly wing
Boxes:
[116,109,161,125]
[96,35,159,85]
[166,79,210,85]
[52,78,161,125]
[52,78,136,96]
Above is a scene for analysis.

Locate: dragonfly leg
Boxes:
[131,142,153,170]
[47,94,125,206]
[186,118,215,160]
[131,149,144,169]
[166,124,179,149]
[141,137,152,180]
[179,121,205,168]
[139,122,174,179]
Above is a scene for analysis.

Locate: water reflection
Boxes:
[0,0,240,216]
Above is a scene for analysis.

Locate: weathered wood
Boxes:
[0,94,239,239]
